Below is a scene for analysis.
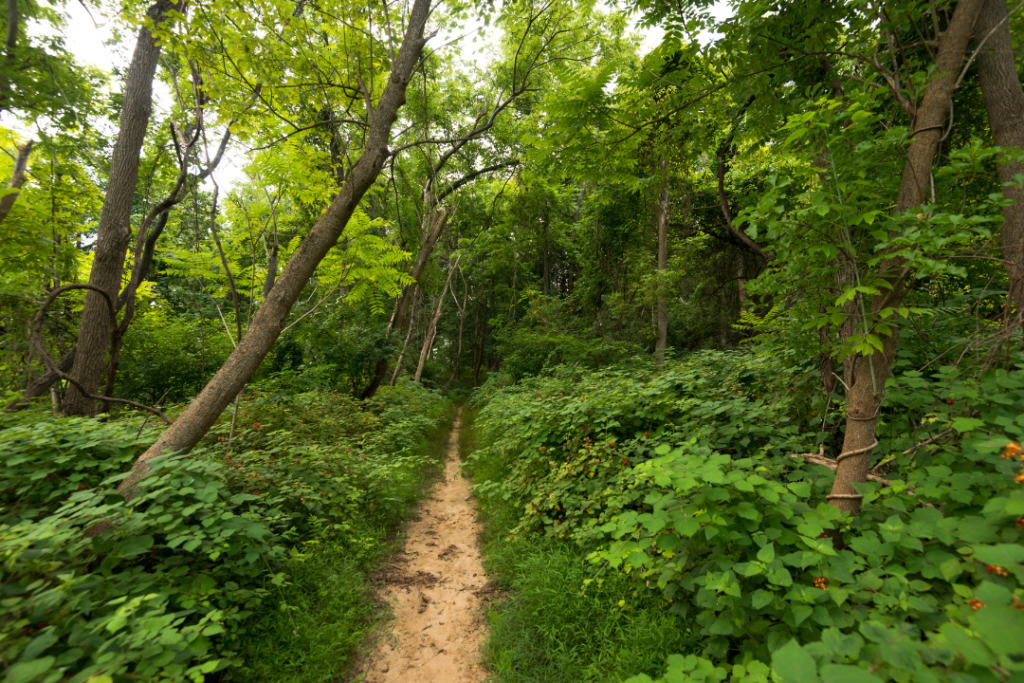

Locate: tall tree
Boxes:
[827,0,985,517]
[117,0,433,492]
[975,0,1024,318]
[62,0,175,417]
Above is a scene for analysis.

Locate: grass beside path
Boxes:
[460,406,692,683]
[240,401,458,683]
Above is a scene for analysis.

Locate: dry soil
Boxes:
[356,408,491,682]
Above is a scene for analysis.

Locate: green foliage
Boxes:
[0,380,450,683]
[496,322,643,382]
[468,348,1024,683]
[462,407,697,683]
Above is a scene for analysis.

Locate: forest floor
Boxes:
[355,407,491,683]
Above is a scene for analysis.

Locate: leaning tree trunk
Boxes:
[62,0,174,417]
[414,256,459,382]
[975,0,1024,318]
[655,158,669,364]
[828,0,984,517]
[389,290,420,386]
[117,0,432,493]
[361,207,450,398]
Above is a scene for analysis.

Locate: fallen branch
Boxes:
[791,445,895,486]
[791,445,936,507]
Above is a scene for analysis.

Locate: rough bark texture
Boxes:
[119,0,432,492]
[828,0,984,517]
[62,0,174,417]
[975,0,1024,315]
[655,158,669,364]
[4,208,174,413]
[0,139,33,225]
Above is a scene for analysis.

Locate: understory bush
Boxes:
[462,408,695,683]
[0,378,450,683]
[467,348,1024,683]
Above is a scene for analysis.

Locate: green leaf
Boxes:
[757,544,775,563]
[939,558,962,581]
[767,566,793,586]
[971,543,1024,566]
[818,665,883,683]
[790,604,813,626]
[821,627,863,660]
[770,639,817,683]
[20,631,58,661]
[858,621,890,643]
[787,482,811,497]
[673,517,699,537]
[939,623,993,666]
[9,657,56,683]
[951,417,985,433]
[973,605,1024,655]
[114,535,154,557]
[751,589,775,609]
[974,581,1011,607]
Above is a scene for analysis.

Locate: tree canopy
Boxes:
[2,0,1024,680]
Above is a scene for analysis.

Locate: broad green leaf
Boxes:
[770,639,817,683]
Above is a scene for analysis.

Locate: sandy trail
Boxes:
[358,408,489,683]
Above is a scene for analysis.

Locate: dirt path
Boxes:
[357,408,489,682]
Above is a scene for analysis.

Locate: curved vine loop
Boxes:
[32,284,172,424]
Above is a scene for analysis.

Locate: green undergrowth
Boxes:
[465,348,1024,683]
[0,378,452,683]
[461,407,693,683]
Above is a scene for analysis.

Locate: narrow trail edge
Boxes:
[359,407,489,682]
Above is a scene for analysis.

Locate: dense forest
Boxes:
[2,0,1024,680]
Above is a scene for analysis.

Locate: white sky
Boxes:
[4,0,728,191]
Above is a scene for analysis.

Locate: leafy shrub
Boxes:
[468,350,1024,683]
[0,379,449,683]
[495,328,643,382]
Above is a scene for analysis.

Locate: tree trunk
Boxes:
[414,255,459,382]
[828,0,983,517]
[473,300,487,387]
[263,190,280,297]
[655,158,669,364]
[361,207,450,398]
[62,0,174,417]
[447,279,468,386]
[390,290,420,386]
[118,0,432,493]
[975,0,1024,317]
[4,207,175,413]
[542,216,550,296]
[0,139,33,226]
